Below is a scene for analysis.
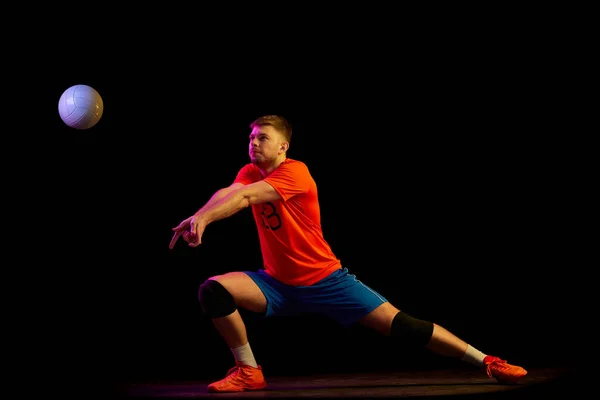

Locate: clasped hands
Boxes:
[169,214,207,249]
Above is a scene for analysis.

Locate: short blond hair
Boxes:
[250,115,292,143]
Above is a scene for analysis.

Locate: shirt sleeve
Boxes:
[264,161,311,202]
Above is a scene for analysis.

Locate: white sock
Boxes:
[230,342,258,368]
[461,344,487,367]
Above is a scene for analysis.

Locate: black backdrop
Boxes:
[22,31,584,393]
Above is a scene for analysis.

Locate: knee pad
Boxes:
[391,311,434,347]
[198,279,236,318]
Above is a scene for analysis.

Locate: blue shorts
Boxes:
[244,267,388,328]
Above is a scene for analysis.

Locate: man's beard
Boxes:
[251,154,266,164]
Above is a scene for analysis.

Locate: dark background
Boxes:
[17,21,586,393]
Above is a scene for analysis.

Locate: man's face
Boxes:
[249,125,285,164]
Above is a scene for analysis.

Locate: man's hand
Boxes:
[169,215,207,249]
[188,215,207,247]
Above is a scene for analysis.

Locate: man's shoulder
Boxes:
[275,159,315,186]
[234,163,261,184]
[238,162,259,172]
[281,158,309,171]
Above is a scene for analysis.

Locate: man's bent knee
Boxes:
[198,279,237,318]
[391,311,434,347]
[210,272,268,314]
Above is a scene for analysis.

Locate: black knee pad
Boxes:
[391,311,434,347]
[198,279,236,318]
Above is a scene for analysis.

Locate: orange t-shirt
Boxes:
[233,158,341,286]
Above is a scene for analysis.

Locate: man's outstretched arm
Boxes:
[195,181,281,225]
[195,182,246,215]
[172,181,281,248]
[170,182,247,249]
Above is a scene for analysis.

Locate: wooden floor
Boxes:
[117,367,580,398]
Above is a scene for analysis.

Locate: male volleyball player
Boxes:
[169,115,527,393]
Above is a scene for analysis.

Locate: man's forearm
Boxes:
[196,188,231,215]
[195,190,250,225]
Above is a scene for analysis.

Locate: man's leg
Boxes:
[359,303,527,383]
[204,272,267,354]
[359,302,469,355]
[198,272,268,392]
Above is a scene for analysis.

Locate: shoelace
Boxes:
[485,358,507,378]
[225,366,241,378]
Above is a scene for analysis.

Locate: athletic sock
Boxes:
[461,344,487,367]
[230,342,258,368]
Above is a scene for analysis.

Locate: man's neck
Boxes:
[259,156,287,177]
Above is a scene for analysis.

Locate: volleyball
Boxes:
[58,84,104,129]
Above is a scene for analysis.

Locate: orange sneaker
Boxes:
[207,361,267,393]
[484,355,527,384]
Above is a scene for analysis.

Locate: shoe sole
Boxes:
[208,382,267,393]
